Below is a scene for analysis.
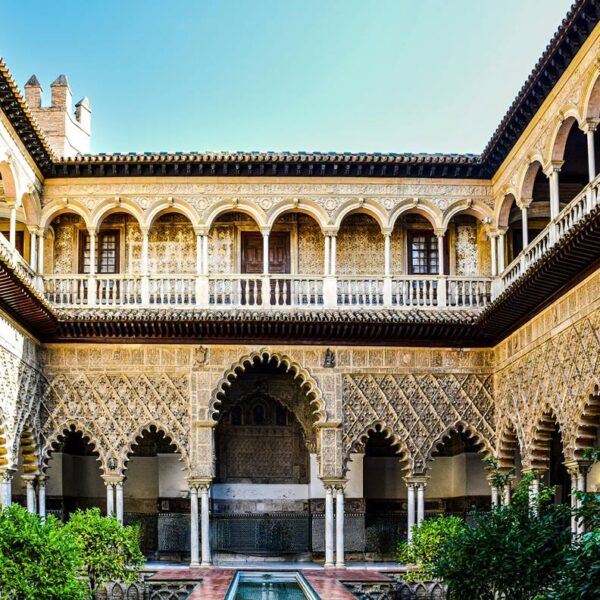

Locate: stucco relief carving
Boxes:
[455,224,479,275]
[40,372,191,475]
[342,372,495,476]
[495,309,600,470]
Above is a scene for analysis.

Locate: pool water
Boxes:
[226,572,320,600]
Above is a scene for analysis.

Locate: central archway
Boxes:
[210,351,324,559]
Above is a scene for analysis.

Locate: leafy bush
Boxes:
[0,504,85,599]
[65,508,144,596]
[434,473,572,600]
[396,515,464,582]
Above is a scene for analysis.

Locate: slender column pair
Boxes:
[567,461,591,537]
[189,480,212,567]
[323,480,346,568]
[405,477,427,542]
[103,476,124,524]
[0,470,14,507]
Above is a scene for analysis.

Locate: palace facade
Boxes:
[1,0,600,567]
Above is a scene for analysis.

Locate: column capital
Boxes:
[564,458,593,476]
[517,196,533,210]
[140,226,150,237]
[382,228,393,237]
[404,475,429,486]
[187,477,213,491]
[259,226,271,236]
[102,474,124,485]
[193,226,209,236]
[581,118,600,134]
[434,227,447,238]
[322,227,338,237]
[543,160,564,177]
[87,227,98,237]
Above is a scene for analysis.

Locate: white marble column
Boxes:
[490,234,498,277]
[29,229,37,270]
[195,231,203,275]
[141,229,150,304]
[406,481,416,542]
[521,204,529,249]
[115,480,124,524]
[324,485,335,568]
[25,478,36,513]
[335,485,345,568]
[547,165,561,221]
[497,232,506,273]
[37,476,46,519]
[37,230,45,274]
[8,203,17,249]
[88,230,97,306]
[490,485,499,507]
[200,483,212,566]
[0,471,12,507]
[189,485,200,567]
[384,232,391,276]
[576,469,587,536]
[437,233,445,275]
[503,482,511,506]
[262,231,270,274]
[105,481,115,516]
[330,235,337,276]
[529,474,540,513]
[323,235,330,276]
[202,234,209,275]
[417,482,426,524]
[585,121,597,182]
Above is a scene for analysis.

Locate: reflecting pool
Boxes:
[225,571,320,600]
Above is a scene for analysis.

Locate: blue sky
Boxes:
[1,0,574,155]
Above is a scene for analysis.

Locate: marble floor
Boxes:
[144,563,405,600]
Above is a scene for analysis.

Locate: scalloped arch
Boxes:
[266,199,330,230]
[145,198,202,229]
[40,199,93,232]
[41,421,106,474]
[568,383,600,461]
[210,349,326,424]
[123,421,190,475]
[495,417,521,472]
[388,199,442,230]
[525,407,564,471]
[345,420,411,473]
[425,420,493,466]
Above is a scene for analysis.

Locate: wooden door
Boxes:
[241,232,291,304]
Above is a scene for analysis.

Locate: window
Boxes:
[79,230,120,274]
[275,405,288,426]
[252,403,266,425]
[408,231,438,275]
[230,405,243,426]
[1,230,24,256]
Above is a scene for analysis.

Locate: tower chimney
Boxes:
[75,97,92,133]
[24,75,42,108]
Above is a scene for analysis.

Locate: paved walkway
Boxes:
[145,564,405,600]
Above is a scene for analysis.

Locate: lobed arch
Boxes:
[332,198,388,232]
[525,407,565,472]
[388,198,442,231]
[442,199,493,231]
[424,420,494,468]
[345,420,411,475]
[518,158,544,203]
[41,421,106,475]
[567,383,600,462]
[123,421,191,475]
[547,112,583,163]
[145,198,202,230]
[210,348,326,424]
[0,420,7,469]
[91,197,146,230]
[495,417,521,472]
[40,199,93,233]
[266,199,330,231]
[203,199,268,230]
[496,193,518,229]
[19,425,40,477]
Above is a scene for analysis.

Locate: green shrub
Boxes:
[65,508,144,596]
[396,515,464,582]
[0,504,85,599]
[434,473,572,600]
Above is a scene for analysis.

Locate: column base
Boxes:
[200,561,213,567]
[189,562,200,568]
[335,562,345,569]
[324,562,335,569]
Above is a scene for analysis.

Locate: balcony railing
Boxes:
[499,173,600,291]
[41,273,492,309]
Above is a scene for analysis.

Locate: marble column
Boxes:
[115,480,124,525]
[521,204,529,248]
[88,230,97,306]
[200,483,212,566]
[189,485,200,567]
[324,485,335,568]
[585,121,597,182]
[323,235,330,275]
[335,484,345,568]
[8,203,17,248]
[384,232,391,276]
[25,477,36,513]
[0,471,12,507]
[105,481,115,516]
[37,476,46,519]
[497,232,506,273]
[490,234,498,277]
[330,234,337,276]
[141,229,150,304]
[29,229,37,270]
[262,231,270,274]
[417,482,426,524]
[529,474,540,513]
[490,485,499,507]
[37,230,45,274]
[406,482,416,542]
[547,165,561,221]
